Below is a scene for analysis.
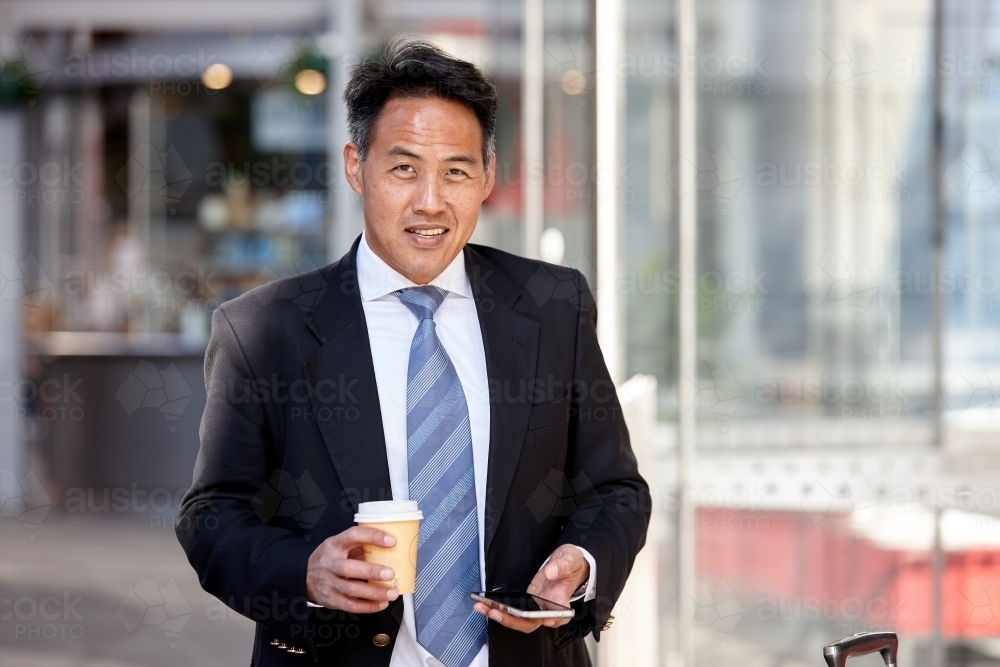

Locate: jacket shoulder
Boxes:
[219,264,330,324]
[467,243,580,287]
[211,263,333,360]
[467,243,591,314]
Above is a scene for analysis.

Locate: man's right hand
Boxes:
[305,526,399,613]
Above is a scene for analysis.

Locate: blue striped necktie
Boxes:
[393,286,487,667]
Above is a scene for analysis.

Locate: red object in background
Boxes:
[696,508,1000,638]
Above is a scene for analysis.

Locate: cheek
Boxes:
[450,188,485,218]
[366,182,410,217]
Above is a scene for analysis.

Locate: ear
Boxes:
[482,153,496,201]
[344,142,363,196]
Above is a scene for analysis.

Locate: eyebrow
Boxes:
[386,146,479,165]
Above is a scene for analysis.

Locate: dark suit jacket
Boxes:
[176,237,650,666]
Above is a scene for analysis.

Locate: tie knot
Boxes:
[393,285,448,321]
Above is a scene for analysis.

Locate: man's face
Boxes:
[344,95,495,284]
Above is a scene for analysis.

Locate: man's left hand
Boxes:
[472,544,589,633]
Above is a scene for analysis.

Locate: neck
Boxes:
[363,233,457,285]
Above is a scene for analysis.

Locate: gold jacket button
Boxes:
[373,633,390,647]
[602,615,615,631]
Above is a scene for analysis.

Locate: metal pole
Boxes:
[931,0,945,455]
[595,0,624,382]
[930,0,945,666]
[330,0,362,260]
[676,0,698,665]
[0,109,25,480]
[127,90,151,333]
[522,0,544,260]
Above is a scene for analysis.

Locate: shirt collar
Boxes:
[356,231,472,302]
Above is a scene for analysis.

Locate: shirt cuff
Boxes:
[541,545,598,602]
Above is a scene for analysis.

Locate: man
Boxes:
[177,38,649,667]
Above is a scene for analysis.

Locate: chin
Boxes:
[408,262,449,282]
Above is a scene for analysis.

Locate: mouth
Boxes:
[405,226,449,238]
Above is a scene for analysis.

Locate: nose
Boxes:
[412,174,446,217]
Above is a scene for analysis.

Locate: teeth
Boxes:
[412,228,445,237]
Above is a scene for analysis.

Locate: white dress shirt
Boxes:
[355,232,595,667]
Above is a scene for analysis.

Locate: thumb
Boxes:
[544,554,576,581]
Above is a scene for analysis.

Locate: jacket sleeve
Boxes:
[175,306,320,653]
[555,270,651,643]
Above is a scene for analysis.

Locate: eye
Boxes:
[447,168,468,177]
[394,164,415,173]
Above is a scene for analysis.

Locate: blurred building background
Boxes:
[1,0,1000,665]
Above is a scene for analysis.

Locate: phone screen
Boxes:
[474,591,572,614]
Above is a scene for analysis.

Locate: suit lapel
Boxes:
[304,238,393,512]
[465,246,540,555]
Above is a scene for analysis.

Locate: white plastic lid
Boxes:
[354,500,423,523]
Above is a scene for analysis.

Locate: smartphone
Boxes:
[470,591,575,619]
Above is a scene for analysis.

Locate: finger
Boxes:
[475,605,544,633]
[309,583,387,613]
[526,571,547,596]
[543,553,581,581]
[335,526,397,550]
[541,616,572,628]
[330,558,395,583]
[325,591,391,614]
[334,576,399,602]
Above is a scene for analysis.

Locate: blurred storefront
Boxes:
[3,0,1000,666]
[1,0,548,496]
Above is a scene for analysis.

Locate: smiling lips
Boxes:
[407,227,447,237]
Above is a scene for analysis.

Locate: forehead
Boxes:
[369,95,483,156]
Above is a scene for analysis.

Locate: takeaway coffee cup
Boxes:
[354,501,423,594]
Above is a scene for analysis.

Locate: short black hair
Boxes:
[344,37,498,169]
